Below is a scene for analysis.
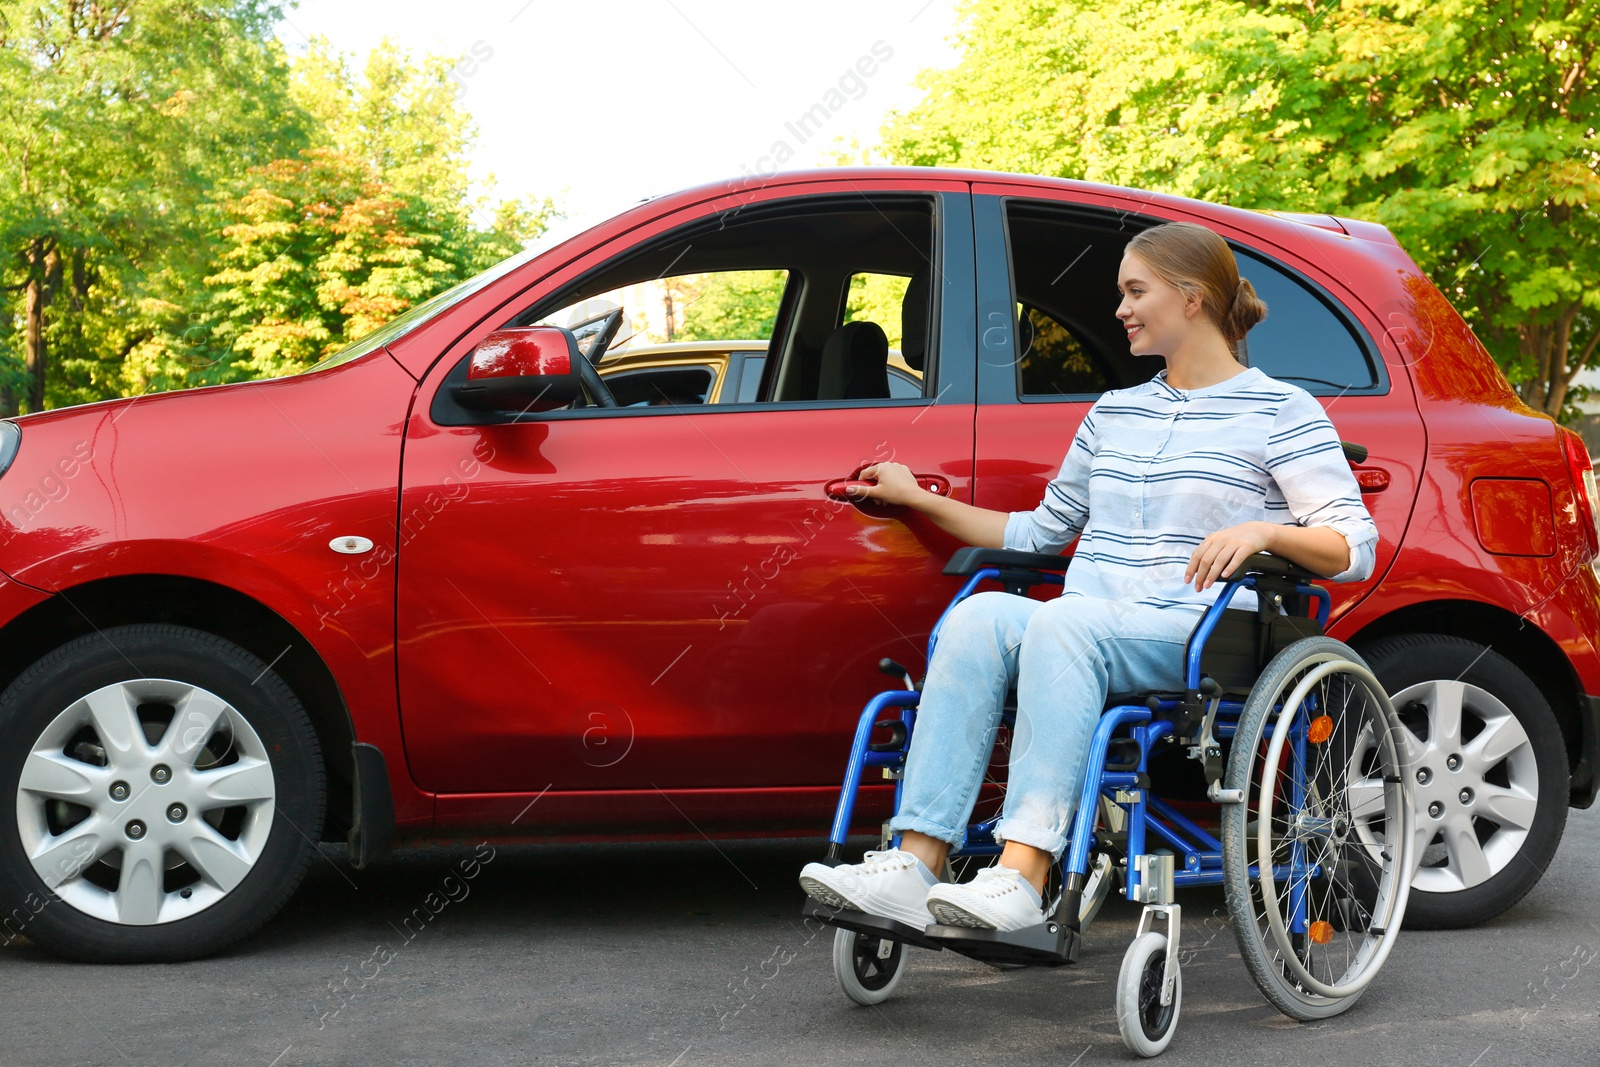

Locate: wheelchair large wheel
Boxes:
[1115,931,1182,1057]
[1221,637,1416,1021]
[831,927,905,1005]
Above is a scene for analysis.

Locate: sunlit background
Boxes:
[279,0,962,230]
[0,0,1592,441]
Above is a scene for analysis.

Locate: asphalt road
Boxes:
[2,804,1596,1067]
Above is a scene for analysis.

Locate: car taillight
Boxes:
[1558,427,1600,561]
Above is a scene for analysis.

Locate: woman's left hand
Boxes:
[1185,521,1276,592]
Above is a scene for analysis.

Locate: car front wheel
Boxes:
[1359,634,1568,929]
[0,624,324,961]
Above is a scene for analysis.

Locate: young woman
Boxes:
[799,221,1378,932]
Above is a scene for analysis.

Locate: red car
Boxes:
[0,169,1593,962]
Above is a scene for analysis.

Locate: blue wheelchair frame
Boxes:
[815,553,1334,955]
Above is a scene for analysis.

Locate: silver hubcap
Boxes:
[15,679,276,924]
[1349,679,1537,893]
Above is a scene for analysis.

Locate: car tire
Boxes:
[0,624,324,962]
[1358,633,1568,929]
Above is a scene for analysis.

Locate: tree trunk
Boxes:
[20,239,58,415]
[1543,305,1580,419]
[20,253,42,418]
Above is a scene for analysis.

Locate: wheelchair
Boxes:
[802,547,1417,1057]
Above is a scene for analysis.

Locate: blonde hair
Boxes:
[1126,222,1267,357]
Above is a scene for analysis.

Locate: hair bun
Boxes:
[1226,276,1267,341]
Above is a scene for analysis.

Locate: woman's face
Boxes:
[1115,251,1195,357]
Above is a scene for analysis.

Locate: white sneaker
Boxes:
[925,865,1045,931]
[799,849,937,928]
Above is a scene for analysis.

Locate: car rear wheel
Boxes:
[1358,634,1568,929]
[0,624,324,961]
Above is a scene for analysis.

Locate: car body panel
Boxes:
[393,183,977,813]
[394,403,975,798]
[0,353,437,828]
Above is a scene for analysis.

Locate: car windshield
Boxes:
[303,246,543,374]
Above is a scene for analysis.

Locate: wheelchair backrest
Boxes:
[1190,608,1323,694]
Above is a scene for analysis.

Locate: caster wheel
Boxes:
[1116,931,1181,1057]
[832,927,904,1005]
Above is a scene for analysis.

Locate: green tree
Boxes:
[677,270,788,341]
[882,0,1600,420]
[175,148,458,381]
[135,34,561,388]
[0,0,306,414]
[290,36,553,276]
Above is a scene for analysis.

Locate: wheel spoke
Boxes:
[82,685,143,757]
[1476,783,1537,831]
[29,818,110,888]
[1425,681,1466,751]
[167,688,231,763]
[178,823,254,892]
[1444,815,1493,887]
[1345,777,1387,822]
[1464,711,1529,770]
[19,750,105,802]
[1411,822,1436,875]
[1398,722,1428,768]
[195,757,274,805]
[116,840,164,924]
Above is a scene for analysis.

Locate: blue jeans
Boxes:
[888,591,1198,860]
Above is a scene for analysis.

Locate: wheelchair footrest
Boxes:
[800,896,947,952]
[923,919,1080,967]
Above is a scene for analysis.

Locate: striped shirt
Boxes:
[1003,366,1378,614]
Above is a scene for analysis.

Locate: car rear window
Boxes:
[1234,248,1380,393]
[1000,199,1383,400]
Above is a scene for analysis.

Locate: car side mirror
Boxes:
[452,327,584,413]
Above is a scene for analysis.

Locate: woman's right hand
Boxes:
[852,462,925,506]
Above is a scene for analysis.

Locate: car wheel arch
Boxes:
[1347,597,1588,801]
[0,573,359,840]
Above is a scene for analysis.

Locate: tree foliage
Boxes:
[0,14,558,409]
[676,270,788,342]
[881,0,1600,420]
[0,0,305,414]
[135,35,557,390]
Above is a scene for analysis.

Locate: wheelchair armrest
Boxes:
[1234,552,1327,585]
[942,547,1071,578]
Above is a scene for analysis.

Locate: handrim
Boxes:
[1253,655,1414,1001]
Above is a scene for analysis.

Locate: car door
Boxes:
[394,184,978,833]
[969,188,1425,622]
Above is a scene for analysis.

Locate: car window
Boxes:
[888,369,924,398]
[1001,201,1133,401]
[467,195,938,418]
[998,199,1381,400]
[1234,248,1380,393]
[1016,302,1112,397]
[603,365,717,407]
[843,273,911,350]
[535,270,788,356]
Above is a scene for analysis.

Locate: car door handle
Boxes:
[825,474,951,501]
[1354,468,1390,493]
